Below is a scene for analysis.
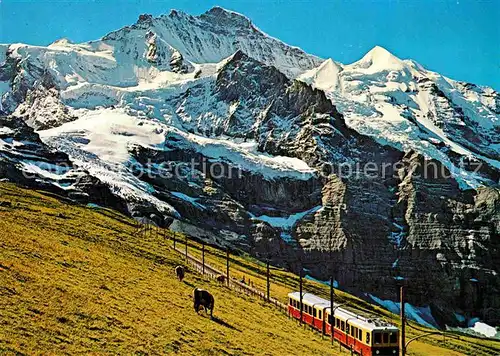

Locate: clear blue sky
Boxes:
[1,0,499,90]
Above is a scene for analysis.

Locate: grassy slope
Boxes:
[0,183,342,355]
[0,182,499,355]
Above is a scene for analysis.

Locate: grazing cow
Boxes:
[216,274,226,284]
[193,288,214,318]
[175,265,185,282]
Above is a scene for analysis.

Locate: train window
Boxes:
[358,329,362,341]
[346,324,350,334]
[319,310,322,319]
[390,332,397,343]
[366,332,370,344]
[336,318,340,328]
[328,314,333,325]
[341,321,345,331]
[374,333,381,344]
[313,308,317,318]
[383,333,389,344]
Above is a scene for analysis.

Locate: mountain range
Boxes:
[0,6,498,328]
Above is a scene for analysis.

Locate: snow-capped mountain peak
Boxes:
[97,6,323,79]
[349,45,406,73]
[298,58,343,92]
[199,6,253,28]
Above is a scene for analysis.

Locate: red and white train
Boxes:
[288,292,399,356]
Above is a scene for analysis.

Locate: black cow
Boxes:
[175,265,185,282]
[193,287,214,318]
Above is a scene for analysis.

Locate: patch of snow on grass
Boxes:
[448,320,500,340]
[369,294,438,328]
[471,322,498,338]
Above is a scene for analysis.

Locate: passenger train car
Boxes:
[288,292,399,356]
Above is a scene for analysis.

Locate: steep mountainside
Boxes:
[0,7,498,328]
[300,46,499,187]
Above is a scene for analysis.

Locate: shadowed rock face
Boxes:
[393,153,499,325]
[294,151,499,326]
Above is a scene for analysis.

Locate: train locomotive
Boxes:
[288,292,399,356]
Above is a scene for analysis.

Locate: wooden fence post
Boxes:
[299,268,303,326]
[202,242,205,275]
[330,275,334,345]
[173,232,176,250]
[185,235,188,260]
[400,285,406,356]
[266,260,270,302]
[226,248,230,287]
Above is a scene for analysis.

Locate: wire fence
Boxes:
[173,240,288,311]
[136,223,289,313]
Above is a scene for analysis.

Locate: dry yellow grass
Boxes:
[0,183,348,355]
